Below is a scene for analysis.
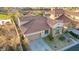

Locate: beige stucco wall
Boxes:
[26,29,50,41]
[50,14,55,19]
[27,33,41,41]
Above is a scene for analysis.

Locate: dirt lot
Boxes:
[0,21,21,50]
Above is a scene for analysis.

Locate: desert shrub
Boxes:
[64,30,68,34]
[47,34,54,41]
[59,35,65,41]
[20,34,24,40]
[32,11,43,16]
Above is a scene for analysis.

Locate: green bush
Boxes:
[47,34,54,41]
[20,34,24,40]
[32,11,43,16]
[64,30,68,34]
[59,35,65,41]
[0,14,16,19]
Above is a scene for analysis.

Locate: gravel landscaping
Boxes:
[44,35,74,51]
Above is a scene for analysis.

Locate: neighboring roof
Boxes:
[20,16,50,34]
[47,14,73,27]
[20,16,34,22]
[51,8,65,15]
[56,14,73,23]
[51,8,79,16]
[65,10,79,16]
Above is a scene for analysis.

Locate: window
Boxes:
[2,21,4,24]
[45,30,49,34]
[56,30,60,34]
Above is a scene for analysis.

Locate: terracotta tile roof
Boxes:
[20,9,79,35]
[65,10,79,16]
[50,8,79,16]
[51,8,65,15]
[20,16,50,34]
[47,14,75,26]
[20,16,34,22]
[56,14,73,23]
[47,19,58,26]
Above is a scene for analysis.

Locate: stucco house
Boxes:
[48,8,79,36]
[65,10,79,28]
[66,10,79,20]
[20,8,79,41]
[20,16,50,41]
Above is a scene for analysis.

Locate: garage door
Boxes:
[27,33,41,40]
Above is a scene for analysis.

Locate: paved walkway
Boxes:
[65,43,79,51]
[29,38,52,51]
[59,41,79,51]
[60,33,79,51]
[64,34,76,43]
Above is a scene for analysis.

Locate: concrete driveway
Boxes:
[29,38,52,51]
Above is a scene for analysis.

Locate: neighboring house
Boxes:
[20,16,50,41]
[50,8,65,19]
[47,14,75,36]
[48,8,78,36]
[0,19,11,25]
[20,8,79,41]
[65,9,79,28]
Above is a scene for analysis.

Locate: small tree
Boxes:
[47,34,54,41]
[59,35,65,41]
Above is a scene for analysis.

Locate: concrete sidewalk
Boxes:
[29,38,52,51]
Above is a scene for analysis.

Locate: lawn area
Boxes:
[0,14,16,19]
[32,11,43,16]
[44,35,74,50]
